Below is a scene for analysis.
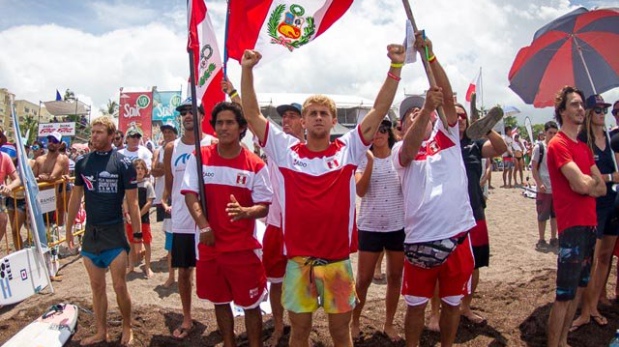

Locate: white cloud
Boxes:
[0,0,617,129]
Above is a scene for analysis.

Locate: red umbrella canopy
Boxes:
[508,7,619,108]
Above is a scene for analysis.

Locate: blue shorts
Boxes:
[81,248,125,269]
[164,231,173,251]
[555,226,596,301]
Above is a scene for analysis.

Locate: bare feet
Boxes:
[265,327,284,346]
[428,314,440,332]
[351,322,362,340]
[80,333,110,346]
[383,324,402,342]
[461,310,487,324]
[162,278,175,288]
[121,327,134,346]
[144,268,154,279]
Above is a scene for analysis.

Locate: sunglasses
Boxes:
[180,110,192,116]
[457,112,467,120]
[613,109,619,116]
[47,137,60,144]
[31,145,40,151]
[593,107,608,114]
[378,125,389,134]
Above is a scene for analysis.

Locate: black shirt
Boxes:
[460,136,487,218]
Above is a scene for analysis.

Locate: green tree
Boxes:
[100,99,118,117]
[63,89,75,101]
[22,115,38,144]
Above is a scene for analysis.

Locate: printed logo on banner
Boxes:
[268,4,316,51]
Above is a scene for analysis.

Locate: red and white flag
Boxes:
[465,68,482,102]
[226,0,353,64]
[188,0,224,135]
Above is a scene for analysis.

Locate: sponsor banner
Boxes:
[38,122,76,137]
[118,91,153,140]
[152,91,182,145]
[38,188,56,214]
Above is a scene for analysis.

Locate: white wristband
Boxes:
[608,174,613,182]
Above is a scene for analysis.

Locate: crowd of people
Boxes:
[2,32,619,347]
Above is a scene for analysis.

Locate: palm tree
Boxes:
[22,114,38,144]
[63,89,76,101]
[100,99,118,117]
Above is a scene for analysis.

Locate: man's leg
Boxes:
[439,300,461,347]
[547,288,583,347]
[404,302,427,347]
[215,304,236,347]
[550,218,558,242]
[328,312,353,347]
[352,250,381,338]
[460,269,484,323]
[81,257,110,345]
[109,251,133,345]
[266,282,284,345]
[502,167,507,187]
[428,287,440,332]
[177,267,194,333]
[538,220,547,243]
[288,312,312,347]
[244,307,263,347]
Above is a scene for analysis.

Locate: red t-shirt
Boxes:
[547,131,596,233]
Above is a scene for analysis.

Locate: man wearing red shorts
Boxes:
[546,86,606,347]
[392,35,475,346]
[182,101,272,347]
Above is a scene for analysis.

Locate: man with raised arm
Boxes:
[241,44,404,347]
[392,34,475,347]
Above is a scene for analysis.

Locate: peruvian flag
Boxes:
[465,68,482,102]
[188,0,224,135]
[226,0,353,64]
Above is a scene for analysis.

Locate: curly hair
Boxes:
[554,86,585,127]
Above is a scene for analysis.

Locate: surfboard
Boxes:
[0,248,48,306]
[1,303,78,347]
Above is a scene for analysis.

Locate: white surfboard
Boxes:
[0,248,48,306]
[2,303,78,347]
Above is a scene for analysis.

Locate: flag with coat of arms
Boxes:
[226,0,353,64]
[187,0,224,135]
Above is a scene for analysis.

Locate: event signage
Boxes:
[118,91,153,140]
[38,122,76,137]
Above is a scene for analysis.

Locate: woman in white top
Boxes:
[351,118,405,341]
[512,134,526,186]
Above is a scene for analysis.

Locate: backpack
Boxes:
[536,142,544,171]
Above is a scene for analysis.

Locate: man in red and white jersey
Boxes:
[240,44,404,346]
[161,99,215,340]
[182,101,272,347]
[391,35,475,346]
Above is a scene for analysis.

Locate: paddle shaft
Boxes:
[400,0,448,130]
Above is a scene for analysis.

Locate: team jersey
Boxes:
[392,120,476,243]
[74,149,137,227]
[180,144,272,259]
[547,131,597,233]
[261,123,370,260]
[171,136,214,234]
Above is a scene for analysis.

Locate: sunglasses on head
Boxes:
[593,107,608,114]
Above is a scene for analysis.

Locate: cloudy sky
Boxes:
[0,0,617,127]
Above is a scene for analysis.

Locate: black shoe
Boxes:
[535,239,548,251]
[549,238,558,247]
[466,106,504,140]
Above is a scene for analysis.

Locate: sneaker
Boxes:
[466,106,504,140]
[535,239,548,250]
[549,238,558,247]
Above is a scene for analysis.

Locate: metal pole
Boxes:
[222,0,231,78]
[400,0,448,130]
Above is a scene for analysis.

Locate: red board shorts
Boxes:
[262,224,287,283]
[196,249,267,309]
[402,235,474,306]
[125,223,152,244]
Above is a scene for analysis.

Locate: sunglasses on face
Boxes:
[593,107,608,114]
[180,110,192,116]
[48,138,60,144]
[613,109,619,116]
[378,125,389,134]
[457,112,467,120]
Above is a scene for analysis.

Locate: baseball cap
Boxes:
[381,116,393,128]
[176,97,204,114]
[585,94,611,110]
[47,131,62,143]
[276,103,302,117]
[399,95,425,121]
[126,127,143,137]
[160,122,178,134]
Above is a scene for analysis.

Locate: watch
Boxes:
[200,227,213,234]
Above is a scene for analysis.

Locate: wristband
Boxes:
[390,62,404,68]
[200,226,213,234]
[428,55,436,63]
[227,89,238,97]
[608,174,613,182]
[387,72,401,81]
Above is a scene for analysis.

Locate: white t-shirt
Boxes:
[392,121,476,243]
[119,146,153,170]
[356,155,404,232]
[170,136,214,234]
[531,141,552,193]
[502,135,514,158]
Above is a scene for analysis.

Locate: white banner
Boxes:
[38,188,56,214]
[38,122,76,137]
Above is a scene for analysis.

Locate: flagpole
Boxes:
[480,66,484,114]
[187,0,208,218]
[222,0,231,78]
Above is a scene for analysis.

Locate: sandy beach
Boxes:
[0,170,617,346]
